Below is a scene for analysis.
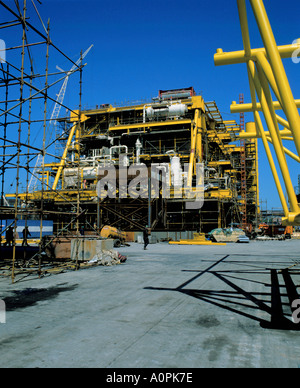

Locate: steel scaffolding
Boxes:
[0,0,87,282]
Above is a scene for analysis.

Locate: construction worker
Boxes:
[143,227,149,250]
[22,226,31,247]
[5,226,14,246]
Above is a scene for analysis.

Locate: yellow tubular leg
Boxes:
[251,63,299,213]
[250,0,300,158]
[237,0,290,215]
[247,60,289,216]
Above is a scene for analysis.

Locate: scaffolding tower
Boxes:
[0,0,88,282]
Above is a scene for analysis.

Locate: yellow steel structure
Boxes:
[9,87,259,234]
[52,112,89,191]
[214,0,300,226]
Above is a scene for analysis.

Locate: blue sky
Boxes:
[1,0,300,210]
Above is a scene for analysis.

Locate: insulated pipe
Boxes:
[136,139,142,164]
[109,146,128,162]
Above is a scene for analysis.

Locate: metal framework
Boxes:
[215,0,300,225]
[0,0,89,282]
[17,88,258,236]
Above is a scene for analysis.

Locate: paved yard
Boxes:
[0,240,299,368]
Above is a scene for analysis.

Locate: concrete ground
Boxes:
[0,239,300,368]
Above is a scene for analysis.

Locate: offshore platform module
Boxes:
[18,87,259,234]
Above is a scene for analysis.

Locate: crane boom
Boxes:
[28,45,93,193]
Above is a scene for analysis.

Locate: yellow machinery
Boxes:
[214,0,300,225]
[100,225,127,247]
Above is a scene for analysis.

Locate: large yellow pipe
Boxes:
[265,137,300,163]
[231,99,300,114]
[249,60,299,213]
[236,0,293,217]
[52,123,77,191]
[216,0,300,224]
[255,51,282,107]
[236,0,289,215]
[239,128,292,139]
[237,0,252,56]
[249,0,300,158]
[253,110,289,216]
[196,112,204,163]
[245,57,289,215]
[187,109,199,188]
[214,43,300,67]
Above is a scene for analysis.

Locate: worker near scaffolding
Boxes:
[4,226,14,247]
[22,226,31,247]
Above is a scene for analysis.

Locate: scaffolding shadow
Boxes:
[145,257,300,331]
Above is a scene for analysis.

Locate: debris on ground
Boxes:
[208,228,246,243]
[88,250,127,266]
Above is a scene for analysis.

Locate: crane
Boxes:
[214,0,300,226]
[28,44,93,193]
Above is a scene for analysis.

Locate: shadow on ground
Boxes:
[145,255,300,331]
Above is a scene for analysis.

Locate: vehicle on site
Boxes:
[100,225,127,247]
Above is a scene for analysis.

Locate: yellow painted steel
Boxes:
[109,119,192,132]
[169,241,226,246]
[265,137,300,163]
[214,44,300,67]
[231,99,300,114]
[169,232,226,246]
[52,113,90,191]
[215,0,300,225]
[52,123,77,191]
[239,128,291,139]
[22,78,258,230]
[249,0,300,158]
[187,109,199,188]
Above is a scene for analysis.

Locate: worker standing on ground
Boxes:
[5,226,14,246]
[22,226,31,247]
[143,227,150,250]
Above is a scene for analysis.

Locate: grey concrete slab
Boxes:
[0,240,300,368]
